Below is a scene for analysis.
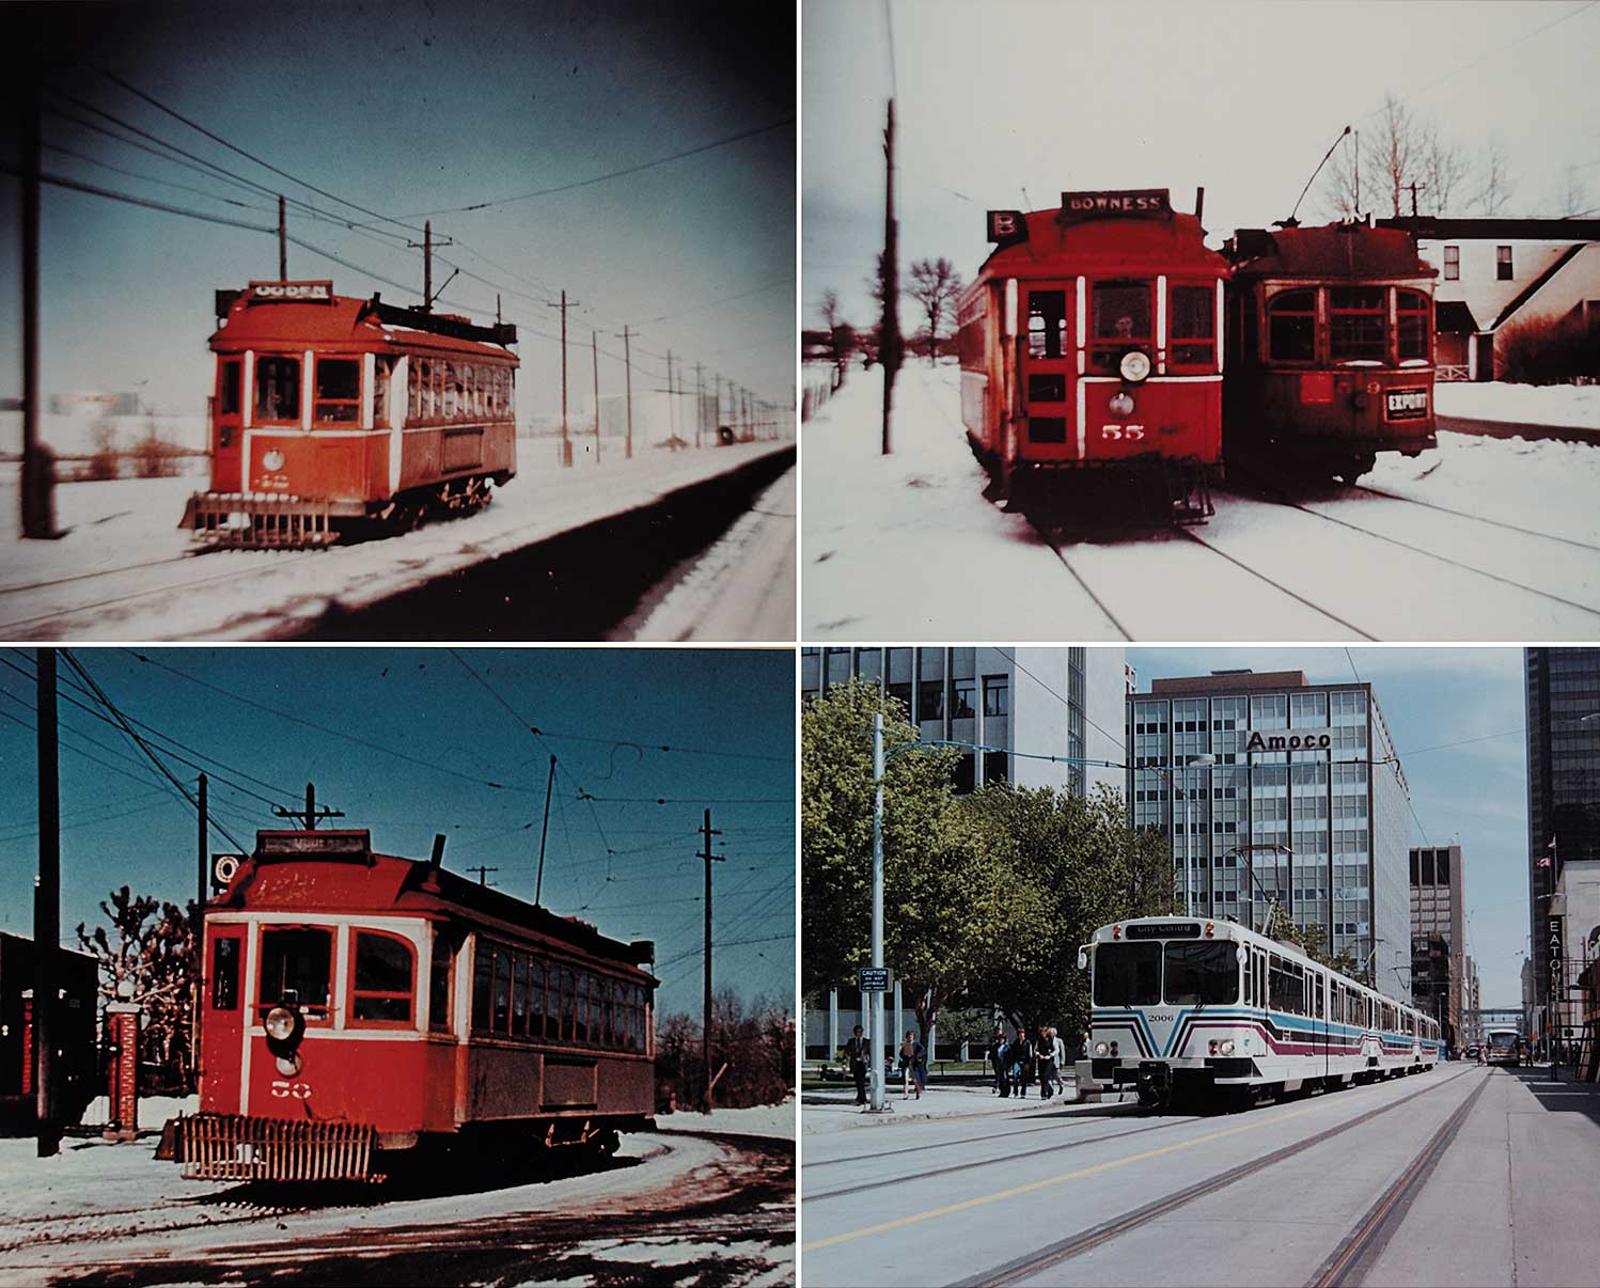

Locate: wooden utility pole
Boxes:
[881,97,901,455]
[193,772,207,1085]
[277,196,286,279]
[535,755,556,907]
[272,783,343,831]
[695,362,704,447]
[591,330,601,462]
[701,808,723,1113]
[548,291,578,466]
[468,864,499,887]
[407,220,453,312]
[666,350,676,446]
[196,773,209,910]
[19,64,56,541]
[618,326,634,459]
[713,374,721,439]
[34,648,60,1157]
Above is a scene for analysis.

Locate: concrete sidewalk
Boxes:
[800,1081,1134,1135]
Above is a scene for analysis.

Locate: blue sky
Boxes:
[1128,647,1528,1008]
[0,647,796,1019]
[0,0,794,437]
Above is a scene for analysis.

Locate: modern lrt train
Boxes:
[1074,916,1441,1110]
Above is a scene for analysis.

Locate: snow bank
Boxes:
[76,1093,197,1131]
[1435,381,1600,430]
[653,1100,795,1139]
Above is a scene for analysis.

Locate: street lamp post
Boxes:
[870,712,887,1113]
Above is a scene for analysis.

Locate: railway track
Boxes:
[951,1066,1478,1288]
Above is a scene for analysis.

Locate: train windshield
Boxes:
[1163,941,1239,1005]
[1093,942,1161,1006]
[258,926,332,1009]
[1488,1030,1519,1050]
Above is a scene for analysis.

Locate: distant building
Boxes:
[1552,858,1600,1053]
[0,933,100,1135]
[1128,669,1412,1002]
[1410,844,1466,1048]
[1378,217,1600,380]
[1524,648,1600,1042]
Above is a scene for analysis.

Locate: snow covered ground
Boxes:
[0,439,790,640]
[802,363,1600,641]
[653,1099,796,1139]
[1435,381,1600,430]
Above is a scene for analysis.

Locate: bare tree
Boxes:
[1419,122,1469,216]
[1472,138,1517,216]
[819,289,841,333]
[1553,165,1592,217]
[1372,92,1418,217]
[1318,92,1479,220]
[907,257,964,362]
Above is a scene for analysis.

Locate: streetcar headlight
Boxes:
[1119,350,1152,383]
[1094,1041,1109,1056]
[275,1052,302,1077]
[262,449,285,471]
[264,1006,298,1042]
[1220,1039,1236,1056]
[1108,391,1135,417]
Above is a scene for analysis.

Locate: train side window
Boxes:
[314,357,361,424]
[1267,290,1316,363]
[373,356,392,429]
[1027,290,1068,360]
[218,360,241,417]
[472,942,491,1031]
[1169,285,1216,368]
[429,939,453,1033]
[492,946,512,1032]
[211,936,239,1010]
[511,950,529,1035]
[258,926,331,1012]
[1328,286,1387,362]
[442,363,460,420]
[254,355,301,424]
[506,368,516,420]
[530,957,547,1039]
[1396,290,1430,361]
[351,931,414,1024]
[560,966,576,1041]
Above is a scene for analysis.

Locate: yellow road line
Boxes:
[802,1103,1324,1253]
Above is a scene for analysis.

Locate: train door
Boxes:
[201,925,245,1114]
[1019,283,1075,463]
[213,356,244,492]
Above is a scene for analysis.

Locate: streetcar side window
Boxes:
[1027,290,1068,360]
[351,930,414,1024]
[314,357,361,424]
[258,926,331,1012]
[531,957,547,1039]
[492,945,512,1032]
[1329,286,1388,362]
[1091,942,1161,1007]
[1396,290,1430,362]
[472,941,491,1031]
[1267,290,1316,363]
[429,938,453,1033]
[373,356,392,429]
[218,360,241,417]
[441,361,459,420]
[1168,284,1216,368]
[211,935,239,1010]
[511,950,530,1035]
[254,355,301,424]
[1267,954,1305,1016]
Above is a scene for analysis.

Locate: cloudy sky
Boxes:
[0,0,794,443]
[803,0,1600,324]
[0,647,795,1019]
[1129,646,1528,1008]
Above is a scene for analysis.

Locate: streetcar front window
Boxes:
[1163,941,1239,1005]
[1168,285,1216,368]
[314,357,361,424]
[258,927,331,1011]
[351,931,414,1023]
[254,355,301,424]
[1329,286,1387,362]
[1089,280,1151,373]
[1092,942,1161,1006]
[1267,290,1316,363]
[1396,290,1431,362]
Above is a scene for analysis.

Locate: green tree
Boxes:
[801,679,998,1046]
[962,784,1173,1051]
[1263,901,1362,980]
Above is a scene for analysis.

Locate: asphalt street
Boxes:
[800,1065,1600,1287]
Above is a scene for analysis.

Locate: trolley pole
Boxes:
[19,63,57,542]
[869,713,887,1112]
[548,291,577,466]
[618,326,634,459]
[591,330,601,462]
[701,808,723,1113]
[34,647,60,1158]
[535,755,556,907]
[277,195,286,279]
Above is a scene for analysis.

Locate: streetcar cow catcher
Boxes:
[1075,916,1441,1110]
[162,826,656,1182]
[180,281,519,548]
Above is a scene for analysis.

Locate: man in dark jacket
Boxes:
[843,1024,871,1105]
[988,1025,1008,1096]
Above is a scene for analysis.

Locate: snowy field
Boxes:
[0,439,790,641]
[802,363,1600,641]
[1435,380,1600,430]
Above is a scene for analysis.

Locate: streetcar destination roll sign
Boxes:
[1059,189,1171,220]
[1125,922,1201,940]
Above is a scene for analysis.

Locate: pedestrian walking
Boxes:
[1039,1025,1065,1098]
[989,1025,1008,1096]
[843,1024,870,1106]
[898,1031,917,1099]
[1011,1025,1034,1098]
[912,1033,927,1098]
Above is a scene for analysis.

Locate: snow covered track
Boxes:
[0,1130,793,1287]
[802,363,1600,641]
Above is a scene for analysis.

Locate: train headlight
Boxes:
[275,1052,302,1077]
[1119,350,1152,384]
[1108,391,1135,417]
[264,1006,299,1042]
[262,449,285,471]
[1220,1039,1236,1056]
[1094,1041,1109,1056]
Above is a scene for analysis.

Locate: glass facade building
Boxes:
[1524,648,1600,1013]
[1410,844,1466,1047]
[1128,670,1412,1002]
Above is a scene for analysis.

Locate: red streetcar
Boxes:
[166,827,656,1182]
[181,281,519,548]
[1223,220,1437,483]
[956,189,1229,521]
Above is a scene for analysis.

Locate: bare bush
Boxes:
[1497,311,1600,384]
[132,421,185,478]
[654,989,794,1112]
[87,417,120,481]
